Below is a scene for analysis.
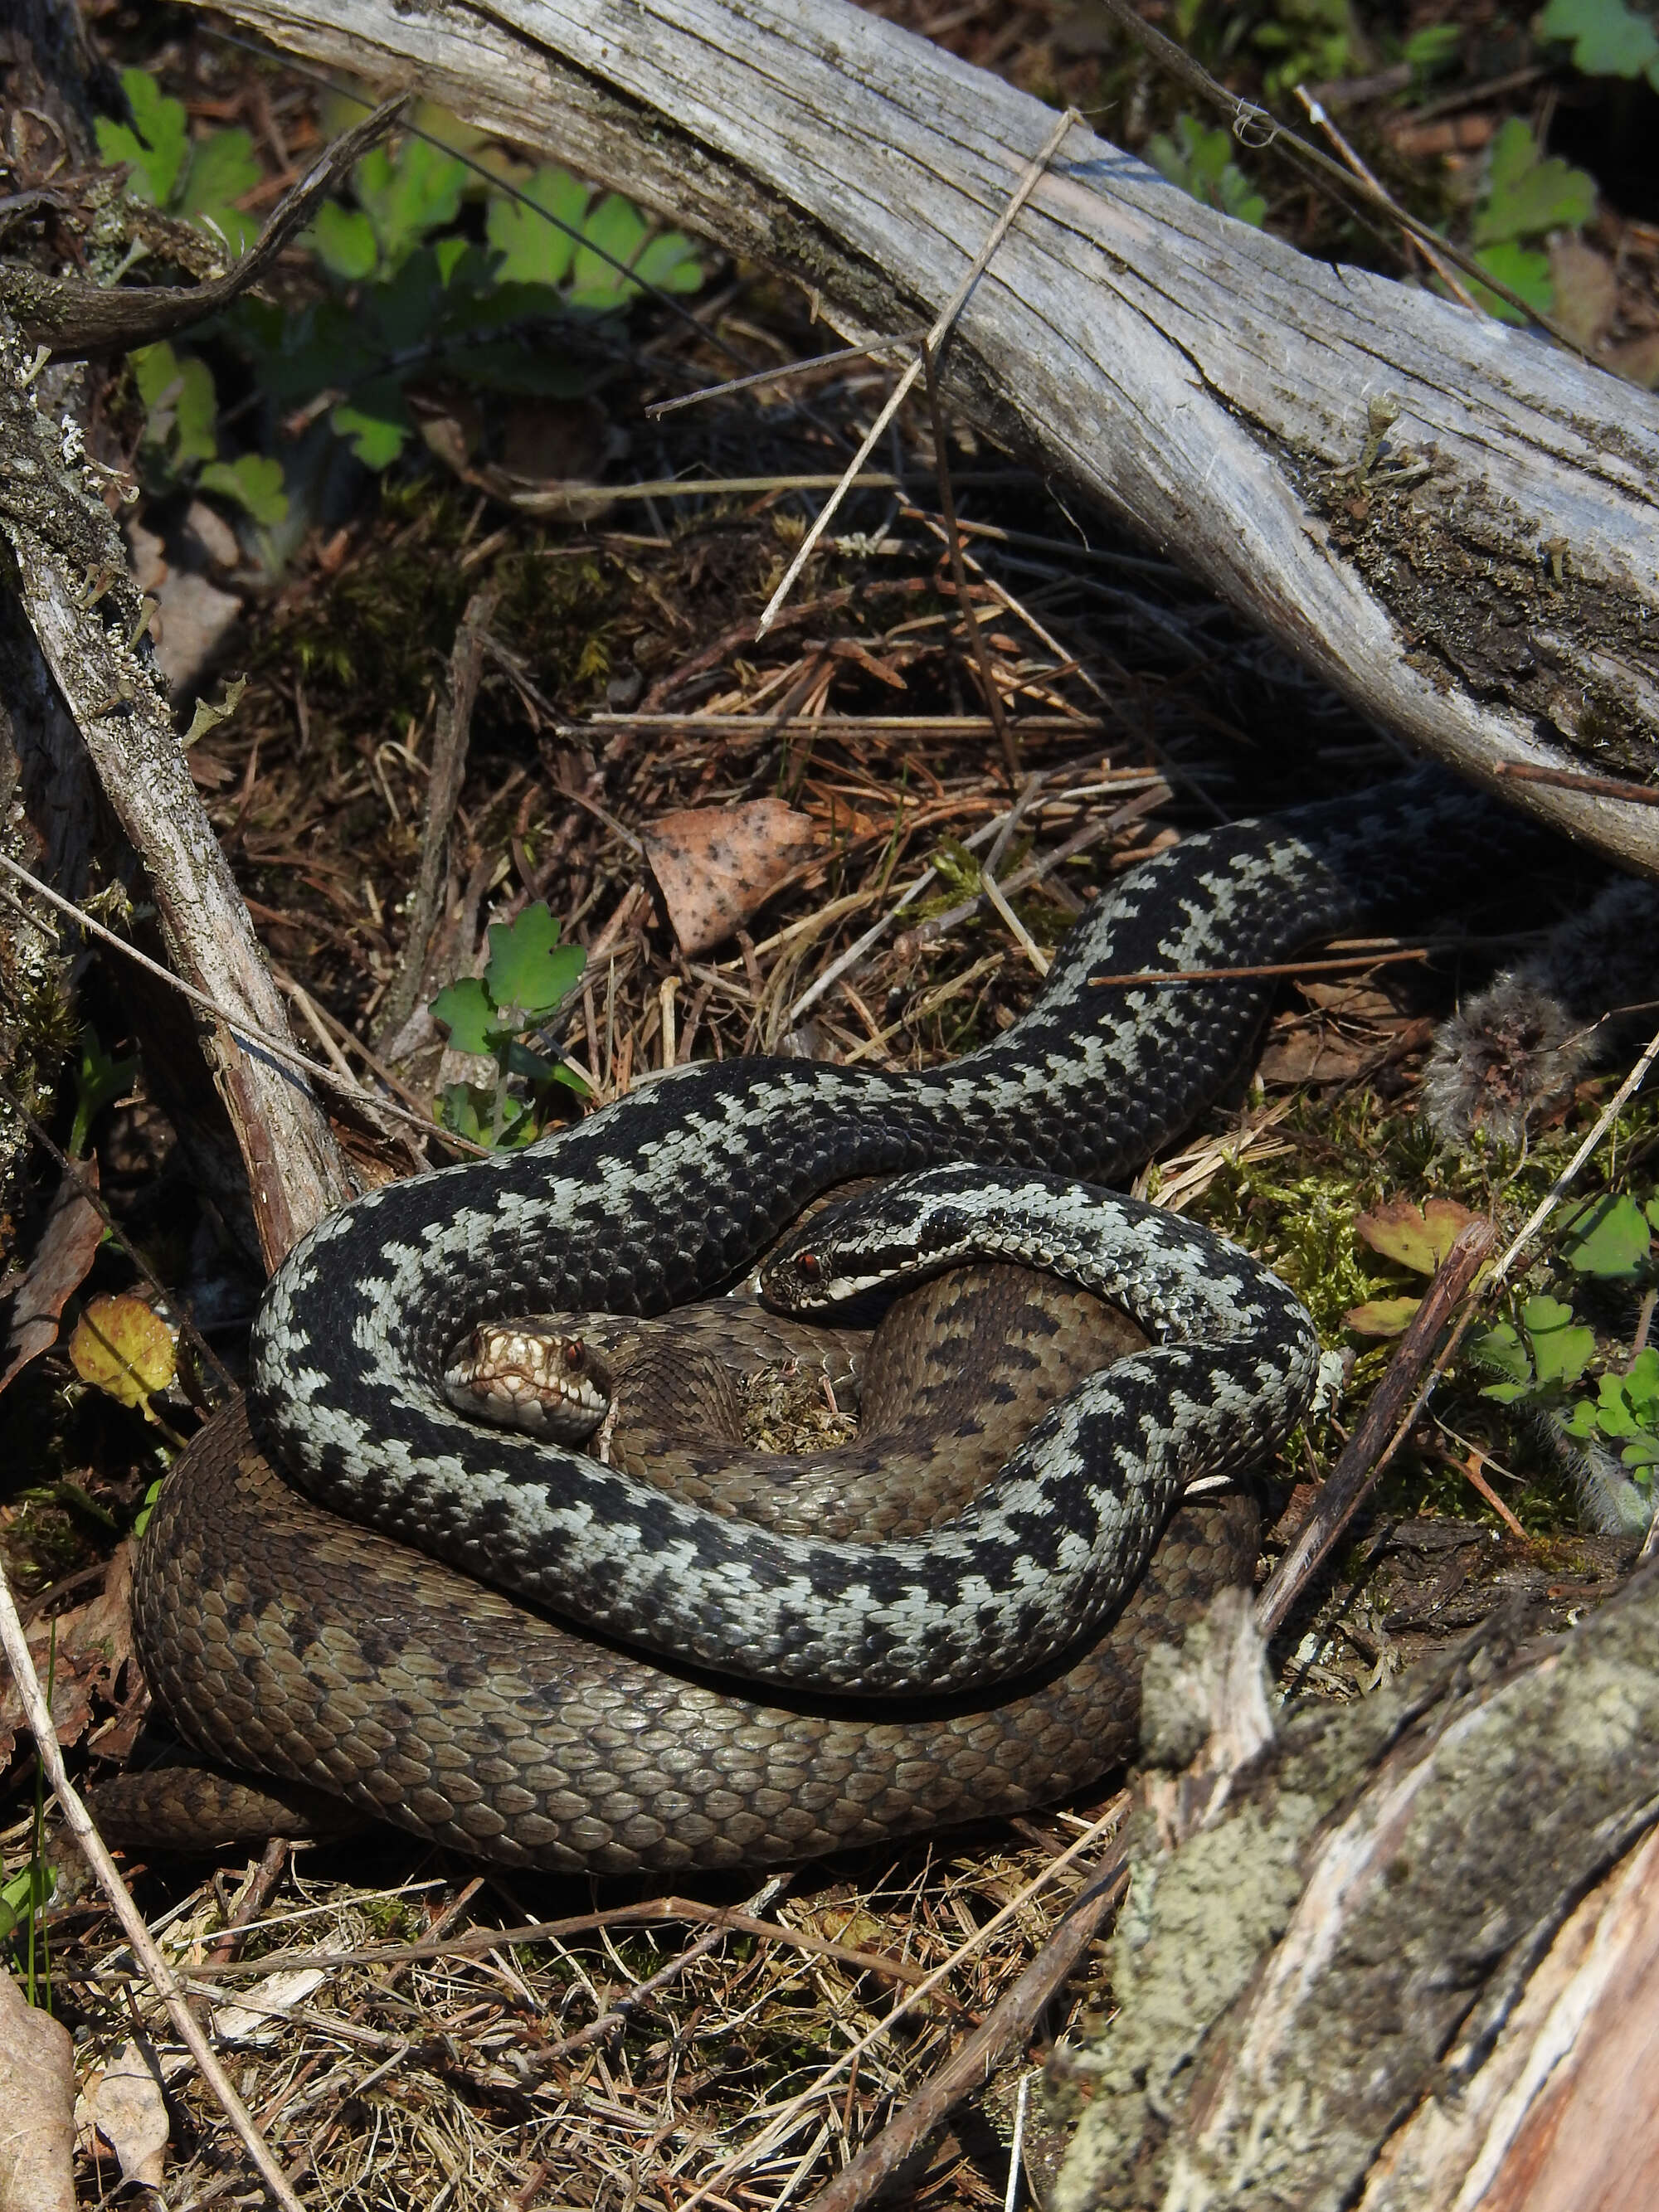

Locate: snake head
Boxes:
[442,1321,614,1441]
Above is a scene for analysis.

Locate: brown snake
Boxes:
[102,1264,1257,1874]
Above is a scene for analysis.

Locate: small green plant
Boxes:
[244,127,701,469]
[105,75,703,538]
[1250,0,1360,99]
[1400,22,1466,80]
[1537,0,1659,93]
[1561,1347,1659,1477]
[1146,114,1267,227]
[95,66,261,254]
[1467,1193,1659,1528]
[1467,1293,1598,1407]
[1466,118,1598,322]
[431,902,589,1147]
[68,1027,138,1160]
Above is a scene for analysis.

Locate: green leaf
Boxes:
[132,342,218,467]
[1472,119,1597,246]
[354,136,469,268]
[199,453,289,526]
[70,1028,138,1159]
[1468,241,1555,323]
[177,123,260,249]
[436,1081,494,1145]
[178,124,260,217]
[0,1860,54,1945]
[96,68,189,207]
[1559,1193,1653,1278]
[627,229,704,295]
[366,247,448,352]
[484,902,586,1018]
[1470,1319,1531,1383]
[330,379,412,468]
[487,164,589,287]
[1146,114,1265,228]
[570,194,650,307]
[1404,23,1464,73]
[1625,1347,1659,1423]
[431,977,494,1056]
[1537,0,1659,84]
[434,233,474,287]
[310,201,380,281]
[1522,1295,1597,1388]
[131,1472,165,1541]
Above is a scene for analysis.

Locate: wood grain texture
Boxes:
[187,0,1659,873]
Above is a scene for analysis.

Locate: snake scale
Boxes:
[109,771,1540,1873]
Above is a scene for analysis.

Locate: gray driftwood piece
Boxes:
[190,0,1659,876]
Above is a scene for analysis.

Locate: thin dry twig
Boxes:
[800,1860,1130,2212]
[1256,1218,1497,1639]
[374,580,501,1047]
[676,1795,1127,2212]
[920,336,1018,787]
[0,851,487,1158]
[645,337,916,416]
[1092,947,1434,987]
[0,1563,305,2212]
[1491,761,1659,808]
[757,104,1080,634]
[1294,85,1480,310]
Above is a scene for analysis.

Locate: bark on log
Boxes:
[186,0,1659,877]
[0,328,351,1268]
[1048,1582,1659,2212]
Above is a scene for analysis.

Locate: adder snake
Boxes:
[114,771,1538,1872]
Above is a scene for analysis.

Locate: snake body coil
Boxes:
[120,771,1540,1869]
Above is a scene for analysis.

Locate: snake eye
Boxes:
[562,1339,586,1373]
[795,1252,820,1284]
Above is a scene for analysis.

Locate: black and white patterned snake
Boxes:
[109,771,1539,1873]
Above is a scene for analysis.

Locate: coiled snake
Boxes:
[113,773,1535,1873]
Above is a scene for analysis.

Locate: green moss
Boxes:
[1187,1085,1658,1538]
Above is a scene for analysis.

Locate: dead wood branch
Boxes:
[0,318,349,1265]
[1053,1578,1659,2212]
[0,96,406,355]
[187,0,1659,875]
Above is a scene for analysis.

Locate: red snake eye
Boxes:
[796,1252,820,1283]
[563,1339,586,1372]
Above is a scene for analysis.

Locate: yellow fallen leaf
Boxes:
[1354,1196,1478,1277]
[1344,1296,1424,1339]
[68,1295,174,1417]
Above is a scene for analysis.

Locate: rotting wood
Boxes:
[1050,1578,1659,2212]
[182,0,1659,877]
[0,320,350,1266]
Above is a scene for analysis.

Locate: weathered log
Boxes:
[0,0,353,1263]
[185,0,1659,876]
[1049,1581,1659,2212]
